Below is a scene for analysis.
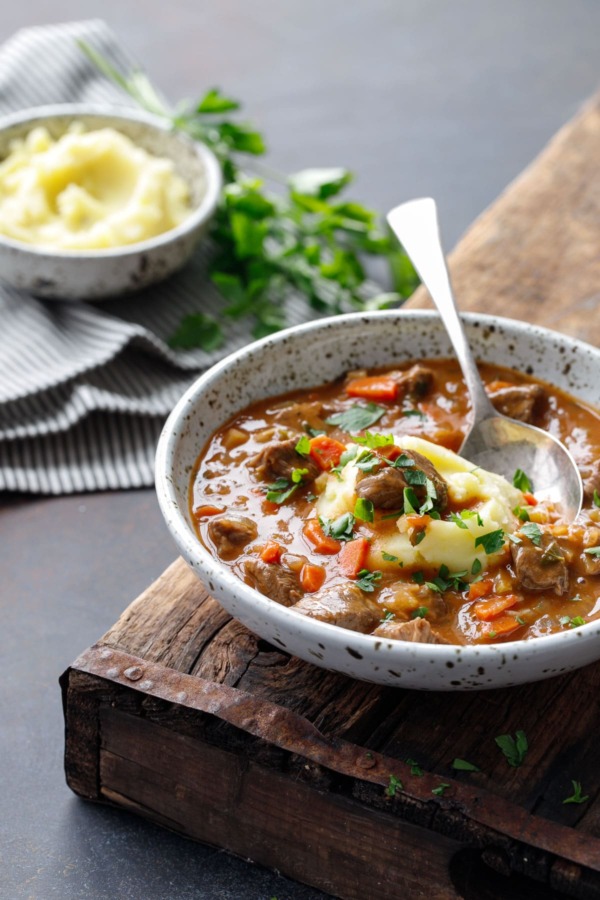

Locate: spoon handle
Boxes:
[387,198,495,425]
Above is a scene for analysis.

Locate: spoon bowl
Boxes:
[387,198,583,519]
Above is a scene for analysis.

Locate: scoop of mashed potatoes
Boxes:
[0,124,192,250]
[317,435,525,574]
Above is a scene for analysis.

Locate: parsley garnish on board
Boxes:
[495,730,528,768]
[452,758,480,772]
[563,780,589,805]
[78,44,419,346]
[385,775,403,798]
[326,403,386,433]
[432,783,450,797]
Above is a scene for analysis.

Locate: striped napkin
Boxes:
[0,20,317,493]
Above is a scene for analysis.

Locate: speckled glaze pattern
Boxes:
[0,105,222,299]
[155,311,600,690]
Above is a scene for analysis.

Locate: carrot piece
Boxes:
[261,541,283,564]
[308,435,347,470]
[303,519,341,554]
[484,615,521,639]
[193,504,224,519]
[299,563,326,593]
[523,492,538,506]
[338,537,370,578]
[473,593,518,621]
[346,375,398,402]
[468,579,494,601]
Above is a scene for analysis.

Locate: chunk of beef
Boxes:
[487,383,544,424]
[395,364,435,399]
[249,438,320,483]
[243,558,303,606]
[371,617,449,644]
[208,515,257,558]
[356,449,448,510]
[510,531,569,595]
[293,582,380,633]
[580,458,600,504]
[272,400,326,432]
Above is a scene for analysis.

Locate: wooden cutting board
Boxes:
[61,92,600,900]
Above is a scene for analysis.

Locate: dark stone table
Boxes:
[2,2,599,898]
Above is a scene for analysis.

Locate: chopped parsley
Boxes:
[354,449,381,474]
[291,467,308,483]
[404,468,428,487]
[414,529,426,545]
[391,453,417,469]
[380,610,395,623]
[426,565,468,594]
[382,551,399,562]
[513,468,533,492]
[560,615,586,628]
[304,424,326,437]
[594,489,600,509]
[320,512,355,542]
[495,730,528,768]
[326,402,386,433]
[411,606,429,619]
[520,521,542,546]
[513,505,530,522]
[403,487,419,515]
[354,431,394,449]
[412,571,425,584]
[450,509,484,529]
[432,783,450,797]
[452,758,480,772]
[584,547,600,557]
[354,497,375,523]
[516,616,526,626]
[474,529,505,555]
[406,758,423,776]
[265,477,299,504]
[403,408,425,419]
[356,569,382,592]
[385,774,403,798]
[563,780,589,805]
[294,434,311,457]
[471,558,482,576]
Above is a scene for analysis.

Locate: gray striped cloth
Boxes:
[0,20,325,493]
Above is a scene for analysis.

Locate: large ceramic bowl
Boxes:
[0,104,222,299]
[155,311,600,690]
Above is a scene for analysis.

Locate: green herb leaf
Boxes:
[594,489,600,509]
[513,469,533,493]
[321,512,355,542]
[356,569,383,592]
[471,558,482,576]
[380,610,395,623]
[452,758,480,772]
[474,529,505,555]
[411,606,428,619]
[265,478,298,504]
[513,505,531,522]
[403,408,425,419]
[385,774,403,798]
[289,167,352,199]
[354,450,381,474]
[382,552,399,562]
[197,87,241,113]
[168,313,224,351]
[432,783,450,797]
[584,547,600,557]
[291,467,309,484]
[353,431,395,449]
[354,497,375,523]
[563,780,589,805]
[406,758,424,777]
[326,403,386,433]
[404,487,419,515]
[520,522,543,546]
[494,730,528,768]
[294,435,311,457]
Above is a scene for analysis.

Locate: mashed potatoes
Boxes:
[317,435,525,575]
[0,125,192,250]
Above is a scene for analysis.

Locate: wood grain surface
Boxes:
[63,88,600,900]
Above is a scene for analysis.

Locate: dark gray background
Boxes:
[1,2,599,898]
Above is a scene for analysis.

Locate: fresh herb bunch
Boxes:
[80,42,419,349]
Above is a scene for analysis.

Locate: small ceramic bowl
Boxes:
[0,104,222,299]
[155,311,600,691]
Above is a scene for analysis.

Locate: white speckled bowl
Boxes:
[156,311,600,690]
[0,104,222,299]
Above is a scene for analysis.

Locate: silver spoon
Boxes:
[387,197,583,519]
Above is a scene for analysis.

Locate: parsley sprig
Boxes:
[80,42,418,346]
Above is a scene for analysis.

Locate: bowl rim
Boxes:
[155,309,600,668]
[0,102,222,259]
